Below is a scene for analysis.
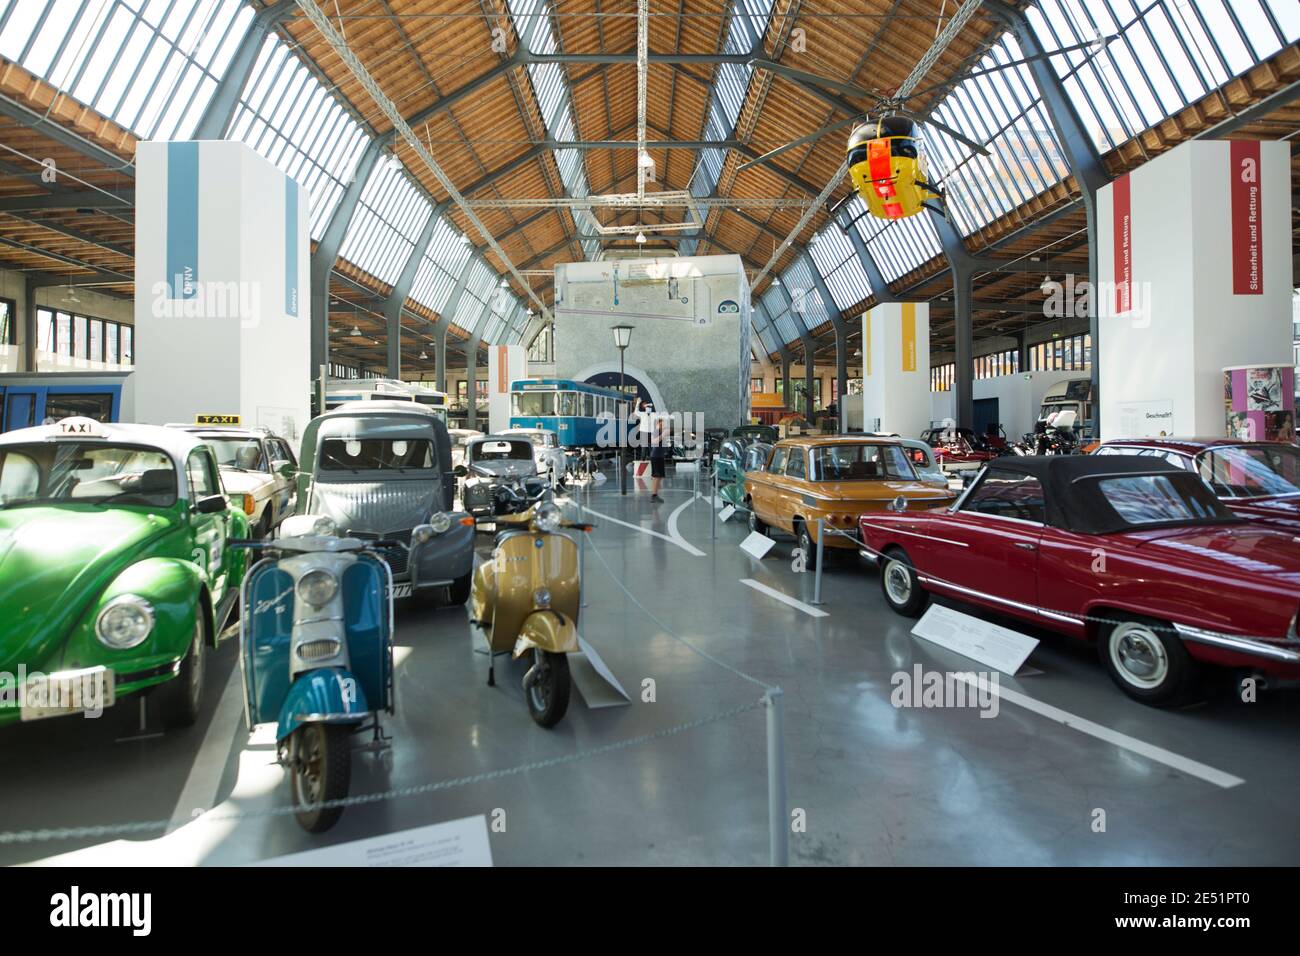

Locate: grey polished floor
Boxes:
[3,470,1298,866]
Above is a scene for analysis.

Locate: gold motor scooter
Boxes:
[469,499,593,728]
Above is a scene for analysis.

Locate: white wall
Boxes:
[930,369,1086,439]
[133,141,310,445]
[862,302,930,436]
[1097,140,1292,439]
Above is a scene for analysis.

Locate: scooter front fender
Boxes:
[511,610,579,659]
[277,667,370,741]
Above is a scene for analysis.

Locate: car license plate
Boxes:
[19,666,115,722]
[388,583,412,599]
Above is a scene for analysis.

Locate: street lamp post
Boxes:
[612,324,634,496]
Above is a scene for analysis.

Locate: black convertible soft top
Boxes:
[976,455,1233,534]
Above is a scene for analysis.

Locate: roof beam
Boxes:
[0,190,133,212]
[0,93,135,179]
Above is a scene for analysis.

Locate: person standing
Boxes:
[649,417,667,503]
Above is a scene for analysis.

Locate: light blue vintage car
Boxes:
[294,402,474,606]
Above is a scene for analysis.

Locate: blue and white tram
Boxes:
[509,379,632,448]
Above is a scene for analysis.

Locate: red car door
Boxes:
[929,467,1046,617]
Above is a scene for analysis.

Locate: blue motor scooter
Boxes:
[235,514,400,833]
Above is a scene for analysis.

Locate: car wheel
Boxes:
[747,502,767,535]
[447,571,472,606]
[1098,615,1200,706]
[159,616,206,729]
[796,521,818,571]
[256,506,273,539]
[879,548,928,617]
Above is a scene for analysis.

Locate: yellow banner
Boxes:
[901,303,917,372]
[864,310,873,376]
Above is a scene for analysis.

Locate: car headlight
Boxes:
[533,587,551,608]
[296,569,339,607]
[96,596,155,649]
[312,516,337,536]
[534,502,562,533]
[428,512,452,534]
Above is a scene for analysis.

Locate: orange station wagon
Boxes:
[743,436,956,567]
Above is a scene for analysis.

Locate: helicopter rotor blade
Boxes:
[891,107,991,156]
[736,116,862,173]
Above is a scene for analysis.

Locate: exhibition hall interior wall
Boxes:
[930,368,1087,438]
[554,254,751,428]
[132,140,310,443]
[861,302,930,437]
[487,343,527,434]
[0,267,134,375]
[1096,139,1292,440]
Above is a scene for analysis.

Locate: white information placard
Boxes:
[911,604,1039,676]
[257,816,493,867]
[739,531,775,559]
[718,505,736,523]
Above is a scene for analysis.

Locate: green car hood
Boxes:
[0,507,177,673]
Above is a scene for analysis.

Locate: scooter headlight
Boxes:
[428,511,452,534]
[535,502,562,533]
[95,595,155,649]
[533,587,551,608]
[296,569,339,607]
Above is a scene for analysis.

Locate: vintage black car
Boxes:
[458,435,548,521]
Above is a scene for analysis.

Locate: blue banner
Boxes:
[165,141,199,300]
[285,178,299,317]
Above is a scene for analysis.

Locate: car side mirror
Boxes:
[454,464,468,477]
[195,494,228,515]
[276,461,295,479]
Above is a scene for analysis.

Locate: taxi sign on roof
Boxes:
[53,416,109,438]
[196,414,241,425]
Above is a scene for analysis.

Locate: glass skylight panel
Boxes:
[1028,0,1297,153]
[782,259,830,331]
[338,161,432,287]
[857,213,941,283]
[0,0,252,140]
[809,226,871,309]
[228,32,368,239]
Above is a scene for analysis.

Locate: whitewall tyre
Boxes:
[880,550,927,617]
[1099,615,1199,707]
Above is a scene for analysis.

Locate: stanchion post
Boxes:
[811,518,825,605]
[579,528,588,608]
[710,468,717,540]
[765,686,788,867]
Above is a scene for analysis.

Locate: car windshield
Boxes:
[202,437,265,472]
[0,442,177,507]
[1096,474,1235,527]
[319,438,435,472]
[1195,445,1300,499]
[472,440,533,462]
[811,444,916,481]
[512,392,555,416]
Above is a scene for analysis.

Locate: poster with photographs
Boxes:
[1224,365,1296,443]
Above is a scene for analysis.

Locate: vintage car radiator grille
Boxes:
[349,529,411,576]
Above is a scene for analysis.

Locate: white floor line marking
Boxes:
[951,673,1244,790]
[165,663,247,832]
[666,494,707,555]
[739,578,828,618]
[580,503,706,557]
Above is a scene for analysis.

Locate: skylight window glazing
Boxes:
[850,198,942,283]
[919,33,1070,236]
[227,31,368,239]
[0,0,252,140]
[1029,0,1298,153]
[410,218,474,314]
[809,226,872,310]
[338,159,432,287]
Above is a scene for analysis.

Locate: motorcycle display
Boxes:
[468,499,593,728]
[236,514,400,833]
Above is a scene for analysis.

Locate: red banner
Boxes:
[1113,173,1131,314]
[1231,140,1262,295]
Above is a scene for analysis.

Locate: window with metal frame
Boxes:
[808,227,872,310]
[0,0,253,141]
[35,306,134,365]
[338,159,432,287]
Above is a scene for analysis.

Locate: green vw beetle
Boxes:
[0,417,250,729]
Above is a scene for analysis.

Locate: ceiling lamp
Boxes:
[350,325,361,337]
[1040,274,1053,293]
[637,150,654,168]
[500,277,509,288]
[771,276,781,287]
[635,230,646,244]
[459,232,470,245]
[419,349,428,360]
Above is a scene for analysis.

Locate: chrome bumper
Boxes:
[1173,622,1300,665]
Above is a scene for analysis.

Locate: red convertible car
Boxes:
[859,455,1300,706]
[1094,437,1300,532]
[919,427,999,471]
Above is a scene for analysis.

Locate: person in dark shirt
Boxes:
[649,418,668,502]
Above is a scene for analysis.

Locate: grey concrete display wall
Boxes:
[553,256,751,432]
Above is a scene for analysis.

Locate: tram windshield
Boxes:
[512,391,556,416]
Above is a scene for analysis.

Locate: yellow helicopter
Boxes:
[846,115,943,221]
